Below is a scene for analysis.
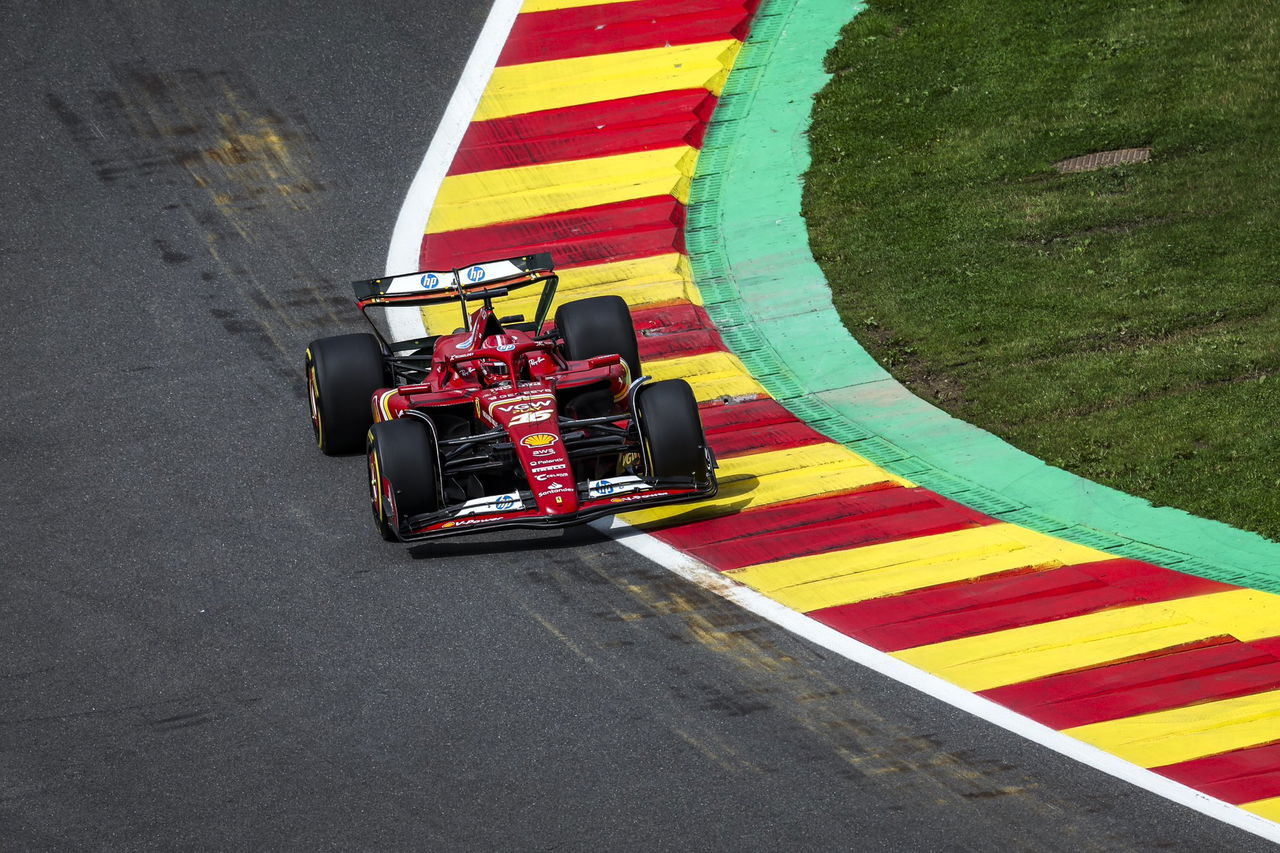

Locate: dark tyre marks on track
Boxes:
[0,1,1269,849]
[45,63,347,386]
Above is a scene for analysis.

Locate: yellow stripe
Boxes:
[622,443,912,527]
[427,146,698,234]
[892,588,1280,692]
[476,40,741,121]
[728,524,1111,613]
[1062,689,1280,767]
[1242,796,1280,822]
[557,253,700,307]
[522,0,644,10]
[643,351,768,401]
[418,254,698,335]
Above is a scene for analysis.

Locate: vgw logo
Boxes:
[496,399,552,414]
[466,266,486,282]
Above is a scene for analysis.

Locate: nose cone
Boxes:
[480,388,580,516]
[516,431,580,516]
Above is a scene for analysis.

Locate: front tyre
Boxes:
[367,418,440,541]
[555,295,641,381]
[306,333,386,455]
[636,379,708,481]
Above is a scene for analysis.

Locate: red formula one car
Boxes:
[305,253,718,542]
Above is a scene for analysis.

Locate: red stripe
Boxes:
[811,558,1230,655]
[696,394,834,455]
[450,91,716,175]
[706,421,828,459]
[501,1,755,66]
[634,303,726,360]
[977,634,1280,730]
[638,328,724,361]
[421,197,685,270]
[698,397,805,432]
[1151,739,1280,805]
[655,488,994,572]
[462,90,714,146]
[693,396,829,456]
[661,484,955,544]
[632,302,717,337]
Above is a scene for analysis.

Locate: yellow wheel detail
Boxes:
[307,361,324,448]
[368,439,384,521]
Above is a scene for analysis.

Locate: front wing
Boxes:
[394,474,717,542]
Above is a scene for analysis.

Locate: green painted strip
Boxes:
[689,0,1280,593]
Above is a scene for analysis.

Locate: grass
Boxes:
[803,0,1280,541]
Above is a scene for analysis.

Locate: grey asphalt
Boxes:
[0,1,1271,850]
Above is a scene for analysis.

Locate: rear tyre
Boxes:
[555,295,641,381]
[367,418,440,541]
[306,333,386,455]
[636,379,708,481]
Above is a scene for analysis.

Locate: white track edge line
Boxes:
[384,0,1280,843]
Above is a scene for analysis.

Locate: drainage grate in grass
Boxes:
[1055,147,1152,173]
[805,0,1280,542]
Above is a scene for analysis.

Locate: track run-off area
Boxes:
[1,0,1275,848]
[397,0,1280,843]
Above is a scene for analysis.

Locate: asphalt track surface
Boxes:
[0,2,1271,850]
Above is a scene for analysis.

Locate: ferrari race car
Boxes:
[305,253,718,542]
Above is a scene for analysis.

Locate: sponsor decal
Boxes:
[587,477,646,499]
[527,355,545,367]
[531,448,556,457]
[537,482,569,496]
[442,517,490,528]
[420,272,442,290]
[495,495,515,511]
[496,343,516,352]
[528,460,566,471]
[610,491,670,504]
[466,265,486,282]
[520,433,558,448]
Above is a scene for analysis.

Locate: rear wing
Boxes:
[353,252,555,308]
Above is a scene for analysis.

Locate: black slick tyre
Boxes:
[306,333,386,455]
[636,379,707,481]
[367,418,440,541]
[555,295,641,380]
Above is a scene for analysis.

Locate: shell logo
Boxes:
[520,433,558,448]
